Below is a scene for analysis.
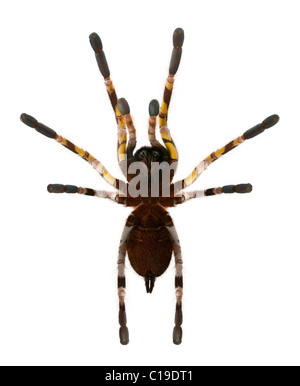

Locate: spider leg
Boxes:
[174,114,280,193]
[47,184,122,202]
[118,214,135,345]
[117,98,137,162]
[164,215,183,345]
[176,183,253,203]
[158,28,184,163]
[89,33,128,173]
[148,99,160,146]
[20,113,127,193]
[147,99,172,162]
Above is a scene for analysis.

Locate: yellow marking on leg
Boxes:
[165,143,178,160]
[166,77,174,90]
[176,135,247,192]
[117,124,127,160]
[104,169,116,186]
[160,130,178,161]
[159,102,168,127]
[159,75,178,156]
[56,137,95,162]
[159,77,174,127]
[56,136,67,145]
[215,147,225,158]
[55,135,120,189]
[105,79,128,164]
[116,106,126,126]
[204,154,214,164]
[160,131,171,141]
[74,145,85,158]
[118,140,127,161]
[184,168,197,186]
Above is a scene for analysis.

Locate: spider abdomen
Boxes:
[127,227,173,292]
[126,205,173,293]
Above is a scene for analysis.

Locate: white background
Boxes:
[0,0,299,366]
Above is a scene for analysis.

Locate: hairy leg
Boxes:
[174,115,279,192]
[20,113,127,193]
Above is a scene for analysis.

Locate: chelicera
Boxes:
[20,28,279,345]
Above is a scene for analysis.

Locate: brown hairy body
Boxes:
[20,27,279,346]
[126,204,173,292]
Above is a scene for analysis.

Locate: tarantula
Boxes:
[20,28,279,345]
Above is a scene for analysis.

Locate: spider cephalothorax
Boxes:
[21,28,279,345]
[133,146,170,165]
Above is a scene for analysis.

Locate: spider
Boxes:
[20,28,279,345]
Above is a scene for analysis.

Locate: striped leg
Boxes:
[89,33,127,173]
[164,215,183,345]
[148,99,172,164]
[148,99,160,146]
[118,215,135,345]
[159,28,184,163]
[117,98,137,160]
[20,113,127,193]
[178,183,253,203]
[174,114,280,192]
[47,184,119,201]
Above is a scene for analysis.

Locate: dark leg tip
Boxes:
[261,114,280,129]
[89,32,102,53]
[235,183,252,194]
[173,28,184,48]
[173,326,182,345]
[119,326,129,345]
[243,123,264,140]
[36,122,57,139]
[169,48,182,75]
[175,308,183,326]
[243,114,279,140]
[222,184,252,194]
[20,113,37,128]
[222,185,235,194]
[65,185,78,193]
[47,184,65,193]
[149,99,160,116]
[118,98,130,116]
[47,184,54,193]
[95,50,110,78]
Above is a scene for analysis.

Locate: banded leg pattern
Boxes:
[117,215,135,345]
[89,32,128,168]
[159,28,184,162]
[164,216,183,345]
[175,114,280,192]
[148,99,160,146]
[179,183,253,202]
[118,98,137,159]
[47,184,118,200]
[20,113,127,192]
